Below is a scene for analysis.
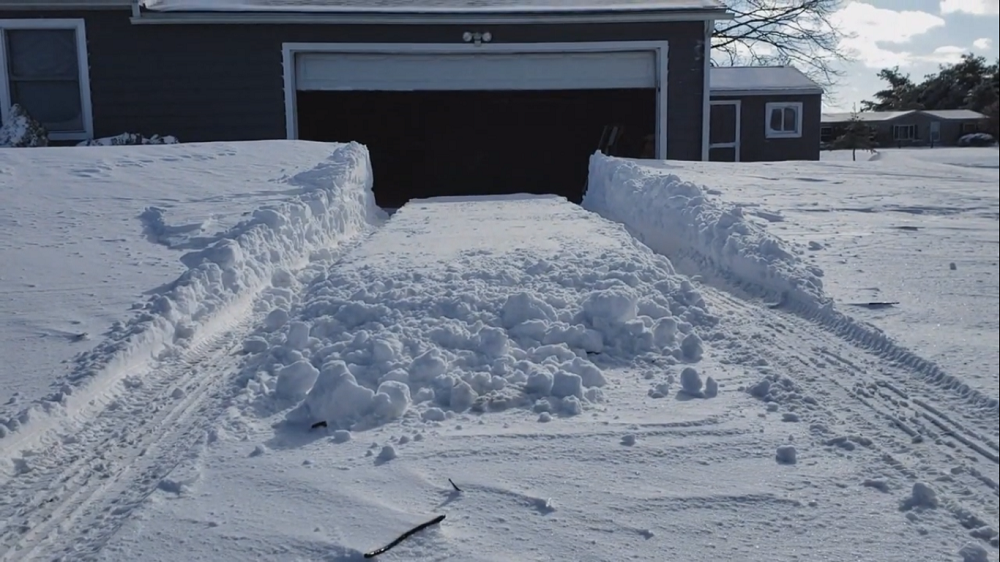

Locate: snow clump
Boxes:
[247,203,717,430]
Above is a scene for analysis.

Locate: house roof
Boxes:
[921,109,987,120]
[821,109,987,124]
[710,66,823,96]
[139,0,728,13]
[821,111,915,123]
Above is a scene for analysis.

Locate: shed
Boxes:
[820,109,988,148]
[707,65,823,162]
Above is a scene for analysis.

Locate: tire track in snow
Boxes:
[672,248,998,417]
[0,223,385,561]
[0,306,254,562]
[703,288,999,544]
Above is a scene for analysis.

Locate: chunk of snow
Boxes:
[551,372,584,399]
[299,361,376,427]
[275,360,320,402]
[902,482,939,510]
[376,444,397,463]
[959,543,989,562]
[372,380,411,421]
[679,367,703,397]
[776,445,797,465]
[704,376,719,398]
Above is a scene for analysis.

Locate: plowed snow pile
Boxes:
[239,195,716,428]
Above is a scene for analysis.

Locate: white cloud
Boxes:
[940,0,999,15]
[973,37,993,50]
[832,2,946,68]
[918,45,966,64]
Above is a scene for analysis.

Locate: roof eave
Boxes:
[0,0,131,8]
[129,7,734,25]
[712,87,823,97]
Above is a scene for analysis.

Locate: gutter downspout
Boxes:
[701,18,712,161]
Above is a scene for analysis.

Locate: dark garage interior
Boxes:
[297,89,656,209]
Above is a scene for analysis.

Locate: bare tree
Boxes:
[712,0,851,89]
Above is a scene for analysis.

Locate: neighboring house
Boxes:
[821,109,989,148]
[1,0,818,205]
[708,65,823,162]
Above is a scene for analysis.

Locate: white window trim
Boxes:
[0,18,94,142]
[764,101,803,139]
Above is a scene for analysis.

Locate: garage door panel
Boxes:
[295,51,656,91]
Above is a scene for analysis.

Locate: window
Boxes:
[892,124,916,141]
[765,102,802,139]
[962,122,978,133]
[0,19,92,141]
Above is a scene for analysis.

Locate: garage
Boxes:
[285,44,668,209]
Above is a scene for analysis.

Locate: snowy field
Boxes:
[0,142,996,562]
[649,147,999,397]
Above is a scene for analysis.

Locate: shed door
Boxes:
[709,100,740,162]
[295,51,657,91]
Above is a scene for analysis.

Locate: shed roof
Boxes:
[140,0,727,13]
[709,66,823,96]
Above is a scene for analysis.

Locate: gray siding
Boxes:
[711,93,821,161]
[1,9,707,160]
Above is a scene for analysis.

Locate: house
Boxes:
[820,109,988,148]
[707,65,823,162]
[2,0,814,207]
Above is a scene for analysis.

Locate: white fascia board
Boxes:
[130,9,733,25]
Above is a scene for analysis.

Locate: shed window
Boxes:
[892,124,916,141]
[961,122,978,133]
[765,102,803,139]
[0,20,92,141]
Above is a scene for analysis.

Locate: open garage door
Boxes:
[288,46,664,208]
[295,51,657,91]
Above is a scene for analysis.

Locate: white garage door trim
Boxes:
[282,41,670,160]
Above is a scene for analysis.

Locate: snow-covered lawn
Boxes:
[641,148,998,398]
[0,142,996,562]
[0,140,381,451]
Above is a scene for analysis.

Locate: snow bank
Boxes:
[1,141,383,443]
[584,153,827,308]
[584,154,998,414]
[239,195,718,430]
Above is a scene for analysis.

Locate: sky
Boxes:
[823,0,999,111]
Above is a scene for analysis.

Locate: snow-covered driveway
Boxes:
[0,143,996,562]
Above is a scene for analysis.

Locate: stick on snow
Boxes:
[448,478,461,492]
[363,514,445,558]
